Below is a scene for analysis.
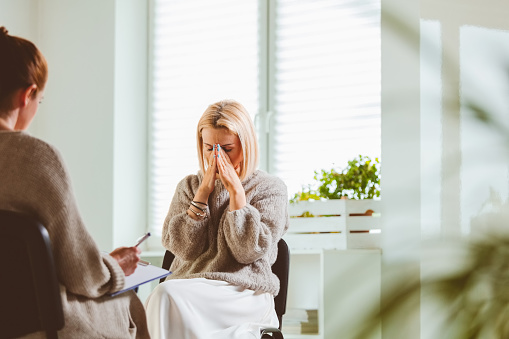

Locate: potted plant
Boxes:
[285,155,382,250]
[291,155,380,203]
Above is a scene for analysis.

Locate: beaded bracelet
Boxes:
[189,205,206,216]
[188,207,207,219]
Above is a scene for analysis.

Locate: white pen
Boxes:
[134,232,151,247]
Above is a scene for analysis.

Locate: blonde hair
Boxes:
[197,100,259,181]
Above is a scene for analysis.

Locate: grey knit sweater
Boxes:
[0,131,149,339]
[162,170,290,296]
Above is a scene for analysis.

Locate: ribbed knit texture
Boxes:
[0,131,149,339]
[162,170,290,296]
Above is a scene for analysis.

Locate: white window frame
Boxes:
[146,0,381,251]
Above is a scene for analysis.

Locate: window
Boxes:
[148,0,381,241]
[270,0,381,195]
[148,0,260,241]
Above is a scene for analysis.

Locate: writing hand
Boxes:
[109,246,141,276]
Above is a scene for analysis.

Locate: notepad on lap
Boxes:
[110,263,171,296]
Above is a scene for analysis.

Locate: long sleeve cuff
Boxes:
[101,252,126,293]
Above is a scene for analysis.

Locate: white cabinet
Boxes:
[285,200,382,251]
[284,249,381,339]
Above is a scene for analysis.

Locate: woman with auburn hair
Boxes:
[145,99,289,338]
[0,27,150,338]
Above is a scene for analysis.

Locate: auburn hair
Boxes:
[0,26,48,113]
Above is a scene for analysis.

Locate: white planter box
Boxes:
[284,199,382,250]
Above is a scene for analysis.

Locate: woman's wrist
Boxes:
[187,205,207,219]
[228,186,246,211]
[227,182,245,198]
[193,188,209,205]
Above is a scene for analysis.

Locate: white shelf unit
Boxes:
[285,248,381,339]
[285,199,382,251]
[285,335,322,339]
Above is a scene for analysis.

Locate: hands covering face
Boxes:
[196,127,246,211]
[215,144,242,193]
[203,144,242,195]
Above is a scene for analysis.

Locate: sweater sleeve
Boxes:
[162,176,209,261]
[222,175,289,264]
[33,143,125,297]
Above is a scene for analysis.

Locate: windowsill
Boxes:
[141,250,166,258]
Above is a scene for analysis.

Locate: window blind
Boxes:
[148,0,381,241]
[149,0,260,236]
[270,0,381,196]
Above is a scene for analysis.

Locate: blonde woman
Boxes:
[145,100,289,338]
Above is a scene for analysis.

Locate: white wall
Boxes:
[0,0,148,250]
[380,0,509,338]
[419,2,509,338]
[112,0,148,248]
[380,1,421,338]
[420,0,509,236]
[0,0,38,41]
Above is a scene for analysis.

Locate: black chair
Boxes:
[160,238,290,339]
[0,210,64,339]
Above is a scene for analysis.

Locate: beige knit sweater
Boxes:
[0,131,149,339]
[162,170,290,296]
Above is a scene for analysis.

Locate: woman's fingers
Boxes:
[216,146,233,170]
[217,145,233,165]
[216,146,237,185]
[215,146,245,210]
[110,246,141,276]
[205,151,217,182]
[208,150,216,172]
[196,150,217,196]
[207,150,218,175]
[216,146,228,173]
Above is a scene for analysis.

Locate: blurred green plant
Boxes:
[352,232,509,339]
[344,193,509,339]
[290,155,381,203]
[334,4,509,339]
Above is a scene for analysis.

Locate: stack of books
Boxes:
[282,308,319,335]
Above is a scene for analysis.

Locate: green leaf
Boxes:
[290,155,381,202]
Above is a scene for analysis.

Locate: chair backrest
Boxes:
[272,238,290,328]
[0,210,64,339]
[160,238,290,330]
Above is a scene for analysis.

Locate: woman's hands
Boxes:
[216,145,241,191]
[193,144,246,213]
[192,150,216,210]
[197,150,217,195]
[216,145,246,211]
[109,246,141,276]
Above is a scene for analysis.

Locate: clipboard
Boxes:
[110,262,171,296]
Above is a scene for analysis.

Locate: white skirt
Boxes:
[144,278,279,339]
